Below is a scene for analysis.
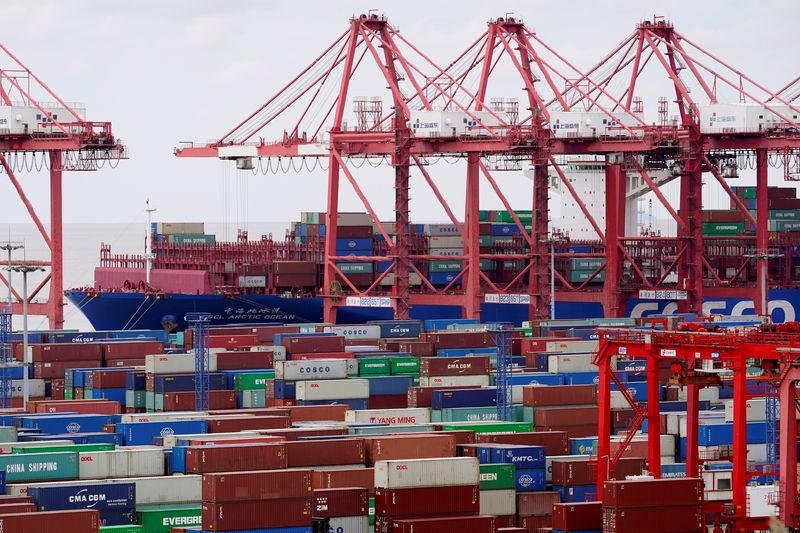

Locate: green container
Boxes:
[429,260,463,273]
[233,371,275,391]
[154,393,164,411]
[702,222,744,235]
[769,219,800,231]
[740,186,756,199]
[145,392,155,411]
[358,358,390,376]
[83,388,95,400]
[64,387,74,400]
[390,357,420,375]
[240,390,266,408]
[12,443,114,454]
[479,464,516,490]
[570,270,605,283]
[570,258,605,270]
[0,451,78,482]
[100,526,144,533]
[137,505,202,533]
[768,209,800,220]
[437,421,532,434]
[349,425,432,435]
[479,259,497,271]
[168,233,216,245]
[434,406,524,423]
[369,497,375,525]
[126,390,146,409]
[412,377,420,387]
[336,262,373,274]
[0,426,17,443]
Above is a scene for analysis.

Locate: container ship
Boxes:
[66,176,800,331]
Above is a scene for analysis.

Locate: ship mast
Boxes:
[144,200,157,285]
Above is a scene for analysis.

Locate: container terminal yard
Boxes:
[1,6,800,533]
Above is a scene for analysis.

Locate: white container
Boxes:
[275,359,349,381]
[295,379,369,401]
[425,224,461,236]
[239,276,266,288]
[270,345,287,362]
[545,340,598,353]
[746,485,779,518]
[337,213,373,226]
[547,354,595,373]
[324,325,381,340]
[161,431,260,448]
[6,379,46,398]
[374,457,479,488]
[146,354,217,374]
[119,412,207,424]
[345,408,430,425]
[550,110,639,138]
[327,516,369,532]
[699,103,775,134]
[480,488,516,515]
[427,248,462,257]
[678,387,720,403]
[379,273,423,286]
[724,398,770,422]
[418,375,490,387]
[9,475,202,505]
[429,236,464,248]
[79,447,165,479]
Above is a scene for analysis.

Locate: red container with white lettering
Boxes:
[209,335,259,350]
[418,357,490,376]
[312,468,375,494]
[390,515,497,533]
[312,487,368,518]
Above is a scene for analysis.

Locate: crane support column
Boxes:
[731,356,748,518]
[323,149,341,324]
[755,148,769,316]
[393,116,411,320]
[685,382,700,477]
[529,153,550,321]
[49,151,64,330]
[596,349,612,497]
[678,149,704,315]
[463,153,481,319]
[647,355,661,477]
[603,155,625,318]
[779,364,800,526]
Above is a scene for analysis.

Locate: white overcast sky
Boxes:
[1,0,798,228]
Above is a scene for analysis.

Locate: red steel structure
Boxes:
[594,326,800,532]
[0,45,124,328]
[175,14,800,323]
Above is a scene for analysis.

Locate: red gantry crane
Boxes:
[175,14,800,325]
[0,45,125,328]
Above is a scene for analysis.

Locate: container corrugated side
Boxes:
[202,469,312,502]
[374,457,479,488]
[275,359,349,380]
[479,488,516,516]
[0,509,100,533]
[145,354,217,374]
[345,408,429,425]
[328,515,369,532]
[295,379,369,400]
[9,475,202,505]
[418,375,490,387]
[137,504,202,533]
[30,482,135,511]
[78,448,165,479]
[0,451,78,482]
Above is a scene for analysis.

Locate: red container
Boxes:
[552,502,602,530]
[27,343,103,362]
[202,498,311,531]
[0,496,33,504]
[602,478,704,508]
[312,468,375,494]
[533,406,598,427]
[202,469,312,502]
[30,399,121,415]
[364,434,456,465]
[206,415,290,432]
[101,341,163,360]
[424,331,494,349]
[476,431,569,456]
[50,379,65,400]
[313,487,368,517]
[535,424,597,439]
[105,358,145,367]
[367,395,408,409]
[552,457,645,486]
[274,273,317,287]
[184,443,287,473]
[602,505,704,532]
[215,351,273,370]
[163,390,237,411]
[209,335,259,350]
[516,491,560,517]
[0,510,100,532]
[293,351,352,360]
[285,439,365,467]
[91,369,131,389]
[253,427,348,441]
[407,386,480,407]
[209,325,300,345]
[186,436,284,446]
[336,225,373,238]
[375,485,479,517]
[283,336,346,355]
[391,516,497,533]
[0,503,35,514]
[394,341,434,356]
[522,385,598,407]
[418,357,490,376]
[517,514,552,530]
[33,359,100,379]
[273,261,316,274]
[280,404,349,422]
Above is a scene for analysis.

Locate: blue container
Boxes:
[30,482,135,511]
[99,509,137,526]
[20,414,112,435]
[436,347,498,357]
[273,380,296,399]
[611,381,650,402]
[0,470,5,494]
[106,329,169,345]
[422,318,479,331]
[336,238,372,250]
[561,372,600,386]
[491,445,546,468]
[117,420,208,446]
[491,223,521,236]
[171,446,187,473]
[366,376,413,396]
[553,484,596,502]
[476,446,497,465]
[617,360,646,372]
[570,437,596,455]
[514,468,546,492]
[509,373,565,386]
[125,372,146,391]
[91,388,126,405]
[1,412,78,428]
[698,422,767,445]
[432,388,497,410]
[295,399,368,409]
[661,463,687,478]
[427,272,461,286]
[74,369,99,389]
[153,374,227,394]
[49,331,110,343]
[368,320,424,339]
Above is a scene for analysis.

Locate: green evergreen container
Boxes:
[390,357,420,375]
[137,505,202,533]
[0,451,78,482]
[358,358,390,376]
[437,421,532,434]
[369,497,375,525]
[100,526,144,533]
[233,371,275,391]
[702,222,744,235]
[12,443,114,454]
[479,463,516,490]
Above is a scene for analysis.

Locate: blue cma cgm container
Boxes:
[117,420,208,446]
[367,320,423,339]
[29,482,135,511]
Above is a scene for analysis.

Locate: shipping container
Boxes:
[552,501,603,530]
[30,482,135,511]
[479,463,515,490]
[201,498,312,530]
[78,448,165,479]
[390,516,497,533]
[419,357,490,376]
[374,457,479,488]
[602,505,704,532]
[202,469,312,502]
[516,491,561,517]
[185,442,286,473]
[0,509,100,533]
[375,484,479,516]
[602,477,703,508]
[312,467,375,494]
[364,434,456,464]
[285,439,365,467]
[345,408,429,425]
[295,379,369,401]
[137,505,202,532]
[479,488,515,516]
[313,487,368,517]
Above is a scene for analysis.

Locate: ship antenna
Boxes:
[145,199,157,286]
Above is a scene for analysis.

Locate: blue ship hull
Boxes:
[65,289,800,331]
